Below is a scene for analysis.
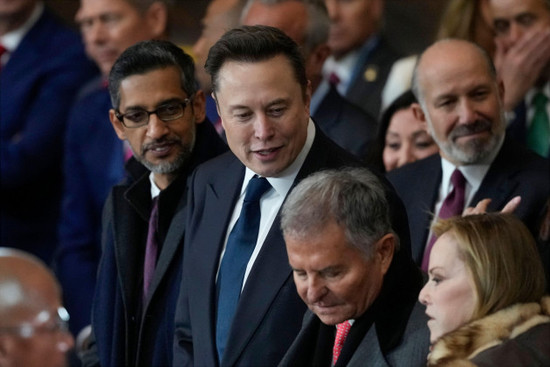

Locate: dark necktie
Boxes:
[215,176,272,361]
[143,197,159,301]
[527,92,550,156]
[421,169,466,271]
[332,321,351,366]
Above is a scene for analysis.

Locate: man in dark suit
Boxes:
[323,0,401,119]
[241,0,377,158]
[0,0,98,264]
[388,39,550,269]
[173,25,410,367]
[490,0,550,157]
[56,0,169,336]
[279,168,429,366]
[81,40,227,367]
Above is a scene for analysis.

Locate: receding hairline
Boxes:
[413,39,497,102]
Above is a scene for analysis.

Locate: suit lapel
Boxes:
[471,139,519,210]
[347,326,389,367]
[195,160,245,363]
[111,186,148,310]
[144,192,188,307]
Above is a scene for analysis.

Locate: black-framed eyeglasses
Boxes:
[115,98,193,128]
[0,307,70,338]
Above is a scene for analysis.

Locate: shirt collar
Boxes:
[149,172,161,199]
[0,2,43,52]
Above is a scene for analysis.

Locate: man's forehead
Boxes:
[76,0,136,20]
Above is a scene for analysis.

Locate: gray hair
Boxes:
[241,0,329,57]
[281,168,397,258]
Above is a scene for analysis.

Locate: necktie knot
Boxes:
[329,72,341,86]
[450,169,466,190]
[244,176,271,203]
[333,320,351,365]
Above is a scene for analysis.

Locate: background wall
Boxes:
[47,0,449,57]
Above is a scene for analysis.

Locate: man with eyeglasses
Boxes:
[56,0,169,338]
[80,40,227,367]
[0,247,74,367]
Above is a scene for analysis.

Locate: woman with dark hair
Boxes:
[367,90,438,172]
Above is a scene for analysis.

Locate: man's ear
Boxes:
[109,109,127,141]
[192,89,206,124]
[375,233,395,276]
[411,102,428,131]
[145,1,168,39]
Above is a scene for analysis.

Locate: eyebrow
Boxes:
[124,97,185,111]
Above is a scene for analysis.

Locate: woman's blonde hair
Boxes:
[432,213,546,320]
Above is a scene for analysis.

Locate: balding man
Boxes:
[388,39,549,271]
[0,248,74,367]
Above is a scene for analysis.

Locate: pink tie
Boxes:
[422,169,466,271]
[332,320,351,366]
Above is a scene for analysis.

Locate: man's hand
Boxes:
[494,27,550,111]
[463,196,521,216]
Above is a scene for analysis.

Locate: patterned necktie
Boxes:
[527,92,550,157]
[421,169,466,271]
[215,176,272,361]
[332,320,351,366]
[143,197,159,301]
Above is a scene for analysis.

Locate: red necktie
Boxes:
[143,197,159,301]
[421,169,466,271]
[0,44,7,72]
[329,72,341,86]
[332,320,351,366]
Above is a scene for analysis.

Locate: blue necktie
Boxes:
[215,176,271,361]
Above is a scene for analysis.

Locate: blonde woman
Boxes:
[419,213,549,366]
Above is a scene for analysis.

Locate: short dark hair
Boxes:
[205,25,308,98]
[108,40,197,109]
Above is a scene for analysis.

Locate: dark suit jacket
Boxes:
[313,85,377,159]
[279,248,429,367]
[387,136,550,265]
[507,100,550,158]
[55,80,125,335]
[0,7,98,263]
[345,36,401,120]
[83,121,227,367]
[173,128,412,367]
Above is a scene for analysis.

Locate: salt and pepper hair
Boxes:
[241,0,330,57]
[281,168,398,258]
[108,40,197,109]
[432,213,546,320]
[205,25,308,100]
[411,39,497,108]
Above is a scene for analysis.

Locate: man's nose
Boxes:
[253,115,275,141]
[146,114,170,139]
